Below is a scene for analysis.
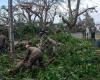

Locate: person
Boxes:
[90,27,96,44]
[85,27,90,39]
[9,42,44,75]
[46,38,62,59]
[0,32,8,54]
[82,27,86,39]
[38,31,62,59]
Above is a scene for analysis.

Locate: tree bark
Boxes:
[73,0,80,26]
[26,9,32,23]
[8,0,14,54]
[68,0,73,21]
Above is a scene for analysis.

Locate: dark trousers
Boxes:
[91,32,95,46]
[91,32,95,40]
[0,46,5,54]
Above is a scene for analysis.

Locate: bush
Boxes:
[0,32,100,80]
[15,23,36,40]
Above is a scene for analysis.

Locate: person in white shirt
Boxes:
[86,27,90,39]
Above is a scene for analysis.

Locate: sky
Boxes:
[0,0,100,24]
[0,0,7,6]
[81,0,100,24]
[59,0,100,24]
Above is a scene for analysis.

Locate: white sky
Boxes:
[57,0,100,24]
[81,0,100,24]
[0,0,100,24]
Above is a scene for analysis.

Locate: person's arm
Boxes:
[48,38,63,46]
[48,38,57,45]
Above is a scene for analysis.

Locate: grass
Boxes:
[0,32,100,80]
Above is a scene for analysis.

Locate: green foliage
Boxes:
[0,32,100,80]
[15,23,36,40]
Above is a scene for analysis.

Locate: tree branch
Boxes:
[27,9,41,19]
[78,7,96,16]
[61,16,70,26]
[72,0,80,27]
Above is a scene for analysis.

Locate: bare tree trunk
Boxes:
[62,0,81,31]
[73,0,80,26]
[25,9,32,23]
[43,0,48,28]
[8,0,14,54]
[33,15,37,23]
[27,11,32,23]
[40,14,44,29]
[68,0,73,21]
[44,10,48,28]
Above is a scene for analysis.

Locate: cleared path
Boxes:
[72,32,100,40]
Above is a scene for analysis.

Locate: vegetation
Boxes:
[0,31,100,80]
[0,0,99,80]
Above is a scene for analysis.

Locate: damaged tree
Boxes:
[16,0,59,29]
[60,0,96,32]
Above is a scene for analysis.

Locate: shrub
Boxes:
[0,32,100,80]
